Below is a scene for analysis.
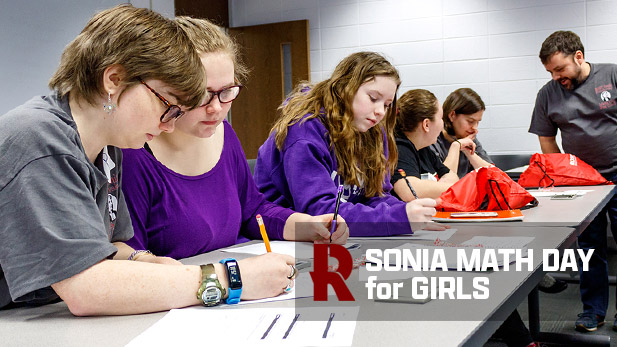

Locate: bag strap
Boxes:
[520,198,539,210]
[534,160,555,188]
[488,179,512,210]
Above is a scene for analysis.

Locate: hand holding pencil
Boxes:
[281,212,349,245]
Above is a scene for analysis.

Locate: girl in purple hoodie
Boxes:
[255,52,443,237]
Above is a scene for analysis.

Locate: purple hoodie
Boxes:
[254,115,412,236]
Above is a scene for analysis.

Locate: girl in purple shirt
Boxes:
[121,18,348,300]
[254,52,442,236]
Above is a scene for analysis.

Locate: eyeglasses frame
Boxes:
[203,85,244,106]
[138,78,185,123]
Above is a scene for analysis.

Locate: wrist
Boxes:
[283,213,302,240]
[213,263,229,299]
[219,258,242,304]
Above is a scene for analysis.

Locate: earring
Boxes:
[103,92,116,115]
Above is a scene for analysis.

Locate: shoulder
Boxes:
[590,63,617,77]
[0,94,84,186]
[121,147,164,184]
[284,115,330,149]
[395,135,418,158]
[222,119,243,150]
[1,94,80,150]
[591,62,617,71]
[537,79,557,96]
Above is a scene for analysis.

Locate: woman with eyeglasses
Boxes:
[0,5,314,316]
[0,5,215,315]
[120,17,348,262]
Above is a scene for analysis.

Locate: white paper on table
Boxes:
[222,241,360,258]
[126,306,359,347]
[528,189,593,197]
[461,236,535,249]
[239,272,314,305]
[350,228,456,241]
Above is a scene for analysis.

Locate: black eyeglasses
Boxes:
[139,78,185,123]
[203,85,243,106]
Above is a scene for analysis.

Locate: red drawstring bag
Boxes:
[437,166,538,212]
[518,153,612,188]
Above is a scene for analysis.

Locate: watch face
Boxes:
[202,286,222,306]
[226,261,242,290]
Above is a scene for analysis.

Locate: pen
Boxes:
[283,313,300,339]
[256,214,271,252]
[261,314,280,339]
[330,185,344,242]
[398,169,419,199]
[322,313,335,338]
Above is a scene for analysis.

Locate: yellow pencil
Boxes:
[256,214,271,252]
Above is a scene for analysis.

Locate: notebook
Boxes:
[432,209,524,222]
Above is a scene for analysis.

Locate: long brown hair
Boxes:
[272,52,400,197]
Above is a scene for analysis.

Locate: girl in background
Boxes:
[430,88,492,178]
[390,89,459,201]
[255,52,442,236]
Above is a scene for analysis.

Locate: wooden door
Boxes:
[229,20,310,159]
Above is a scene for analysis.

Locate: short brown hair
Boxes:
[272,51,401,197]
[539,30,585,64]
[49,4,206,109]
[442,88,485,136]
[396,89,438,133]
[175,16,249,84]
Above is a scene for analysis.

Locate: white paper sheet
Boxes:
[126,306,359,347]
[528,189,593,197]
[350,228,456,241]
[461,236,535,249]
[222,241,360,258]
[239,273,314,305]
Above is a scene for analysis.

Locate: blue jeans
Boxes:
[579,173,617,318]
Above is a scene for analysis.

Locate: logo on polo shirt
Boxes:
[597,84,616,109]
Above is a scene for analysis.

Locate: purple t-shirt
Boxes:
[122,120,294,259]
[254,115,412,236]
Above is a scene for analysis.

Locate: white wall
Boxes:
[0,0,174,115]
[229,0,617,155]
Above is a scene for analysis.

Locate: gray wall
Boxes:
[0,0,174,115]
[230,0,617,155]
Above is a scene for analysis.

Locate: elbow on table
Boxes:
[51,265,109,316]
[53,287,105,317]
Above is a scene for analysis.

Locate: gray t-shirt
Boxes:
[0,93,133,308]
[429,132,492,179]
[529,63,617,175]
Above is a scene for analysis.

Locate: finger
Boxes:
[315,225,331,240]
[423,222,447,231]
[274,253,296,265]
[426,207,437,217]
[416,198,437,207]
[331,226,348,244]
[312,217,332,240]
